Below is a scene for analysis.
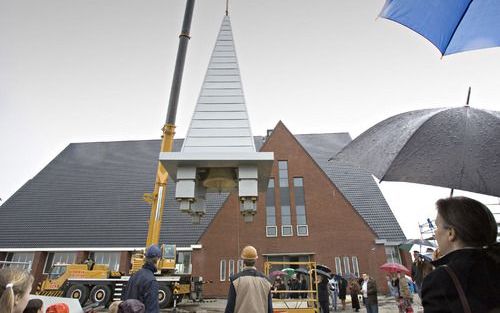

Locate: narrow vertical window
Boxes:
[293,177,308,236]
[237,259,244,272]
[343,256,351,274]
[352,256,360,277]
[278,161,292,236]
[335,257,342,276]
[228,260,235,277]
[220,260,226,281]
[265,178,277,237]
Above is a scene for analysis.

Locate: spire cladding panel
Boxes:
[182,16,256,153]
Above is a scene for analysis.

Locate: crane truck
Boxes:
[36,0,201,308]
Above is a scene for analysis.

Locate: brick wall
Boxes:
[193,122,392,297]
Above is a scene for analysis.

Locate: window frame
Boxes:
[334,257,342,276]
[220,260,227,281]
[281,225,293,237]
[228,260,235,277]
[352,256,360,277]
[296,224,309,236]
[43,252,76,274]
[266,225,278,237]
[343,256,351,274]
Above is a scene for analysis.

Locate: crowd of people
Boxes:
[224,197,499,313]
[1,196,499,313]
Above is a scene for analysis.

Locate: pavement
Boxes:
[161,295,424,313]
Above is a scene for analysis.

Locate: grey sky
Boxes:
[1,0,499,238]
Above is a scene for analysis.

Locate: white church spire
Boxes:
[181,15,256,153]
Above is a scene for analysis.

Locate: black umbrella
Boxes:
[314,269,331,279]
[333,105,500,197]
[316,264,332,273]
[294,268,309,276]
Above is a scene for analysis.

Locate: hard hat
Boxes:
[240,245,258,260]
[46,303,69,313]
[145,245,162,258]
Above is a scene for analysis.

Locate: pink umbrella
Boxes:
[270,270,286,278]
[379,262,411,275]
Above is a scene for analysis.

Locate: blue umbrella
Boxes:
[380,0,500,56]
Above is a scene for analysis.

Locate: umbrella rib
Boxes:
[443,1,474,55]
[458,106,471,189]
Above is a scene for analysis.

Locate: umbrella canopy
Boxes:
[281,268,295,277]
[270,270,286,278]
[342,273,358,280]
[380,0,500,56]
[315,269,332,279]
[380,262,411,275]
[316,264,332,273]
[400,239,436,251]
[333,106,500,198]
[294,268,309,276]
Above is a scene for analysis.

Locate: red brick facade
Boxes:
[193,122,404,297]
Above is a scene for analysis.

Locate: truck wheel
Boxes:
[90,285,112,306]
[158,285,173,308]
[65,284,89,306]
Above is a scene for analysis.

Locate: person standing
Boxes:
[299,274,307,299]
[224,246,273,313]
[317,275,330,313]
[349,279,361,312]
[122,245,162,313]
[422,197,500,313]
[361,273,378,313]
[337,277,347,310]
[410,251,423,298]
[328,276,338,311]
[397,272,413,313]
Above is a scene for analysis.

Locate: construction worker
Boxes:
[122,245,162,313]
[224,246,273,313]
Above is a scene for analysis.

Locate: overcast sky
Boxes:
[1,0,499,239]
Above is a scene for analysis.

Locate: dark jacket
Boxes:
[122,262,159,313]
[224,267,273,313]
[422,246,500,313]
[365,278,378,305]
[318,278,330,303]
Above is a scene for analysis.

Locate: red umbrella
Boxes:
[379,262,410,275]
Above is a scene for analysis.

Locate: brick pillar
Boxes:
[31,252,47,293]
[120,251,131,274]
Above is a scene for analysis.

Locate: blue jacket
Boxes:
[123,262,159,313]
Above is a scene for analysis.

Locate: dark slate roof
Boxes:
[295,133,406,242]
[0,133,405,249]
[0,139,228,248]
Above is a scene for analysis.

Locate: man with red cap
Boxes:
[224,245,273,313]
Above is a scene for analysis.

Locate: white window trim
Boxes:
[343,256,351,274]
[352,256,360,277]
[296,224,309,236]
[281,225,293,237]
[266,226,278,237]
[335,257,342,276]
